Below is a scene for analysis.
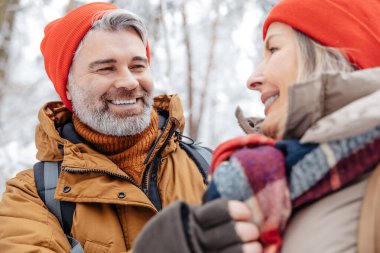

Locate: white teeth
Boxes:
[111,99,137,105]
[264,95,279,107]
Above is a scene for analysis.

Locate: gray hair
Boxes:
[77,9,147,58]
[67,9,148,84]
[295,29,356,82]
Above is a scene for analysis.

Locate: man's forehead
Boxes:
[75,29,147,61]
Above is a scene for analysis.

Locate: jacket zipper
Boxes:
[62,118,178,209]
[141,122,177,206]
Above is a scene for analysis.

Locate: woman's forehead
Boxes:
[265,22,295,42]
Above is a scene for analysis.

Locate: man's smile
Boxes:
[109,98,137,105]
[107,97,145,115]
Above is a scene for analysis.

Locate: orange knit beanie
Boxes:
[263,0,380,70]
[40,2,151,111]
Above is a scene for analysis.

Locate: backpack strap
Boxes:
[33,161,83,252]
[157,111,212,184]
[179,141,211,184]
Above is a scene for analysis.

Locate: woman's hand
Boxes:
[229,201,263,253]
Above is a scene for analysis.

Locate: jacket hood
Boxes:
[35,94,186,163]
[153,94,186,133]
[35,101,71,161]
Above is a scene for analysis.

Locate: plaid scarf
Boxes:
[205,126,380,253]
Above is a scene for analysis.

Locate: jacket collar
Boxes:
[284,67,380,140]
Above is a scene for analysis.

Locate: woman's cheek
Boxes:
[262,104,287,140]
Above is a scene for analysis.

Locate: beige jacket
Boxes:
[0,94,206,252]
[279,68,380,253]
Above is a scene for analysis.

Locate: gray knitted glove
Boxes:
[134,199,243,253]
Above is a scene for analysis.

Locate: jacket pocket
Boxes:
[84,240,109,253]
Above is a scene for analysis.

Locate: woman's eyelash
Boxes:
[269,47,279,53]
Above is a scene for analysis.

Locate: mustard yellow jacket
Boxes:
[0,94,206,252]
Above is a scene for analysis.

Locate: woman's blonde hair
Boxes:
[295,30,356,82]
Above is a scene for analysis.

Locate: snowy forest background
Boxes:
[0,0,279,196]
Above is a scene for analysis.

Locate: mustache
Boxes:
[101,88,151,102]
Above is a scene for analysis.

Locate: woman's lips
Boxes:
[261,91,279,115]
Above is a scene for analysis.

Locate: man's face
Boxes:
[67,28,154,136]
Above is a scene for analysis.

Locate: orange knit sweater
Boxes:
[72,111,159,184]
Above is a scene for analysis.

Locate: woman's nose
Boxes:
[246,62,265,90]
[246,72,264,91]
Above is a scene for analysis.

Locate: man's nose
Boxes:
[113,68,139,90]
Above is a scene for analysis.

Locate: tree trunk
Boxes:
[159,0,173,84]
[193,1,220,140]
[180,3,194,138]
[0,0,20,127]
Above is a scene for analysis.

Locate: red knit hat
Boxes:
[40,2,151,111]
[263,0,380,70]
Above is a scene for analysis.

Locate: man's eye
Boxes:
[97,67,114,72]
[131,65,145,70]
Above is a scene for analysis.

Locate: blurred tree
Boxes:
[0,0,20,127]
[66,0,80,12]
[137,0,255,141]
[159,0,173,81]
[192,0,220,140]
[180,1,195,138]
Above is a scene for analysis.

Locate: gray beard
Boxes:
[69,82,153,136]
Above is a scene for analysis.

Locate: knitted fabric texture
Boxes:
[40,2,151,111]
[263,0,380,69]
[205,126,380,253]
[72,111,158,184]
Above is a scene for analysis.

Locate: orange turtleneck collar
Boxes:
[72,111,159,184]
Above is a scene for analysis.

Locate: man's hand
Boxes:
[133,199,262,253]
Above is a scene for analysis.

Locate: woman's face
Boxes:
[246,22,299,139]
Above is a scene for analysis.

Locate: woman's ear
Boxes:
[66,89,72,101]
